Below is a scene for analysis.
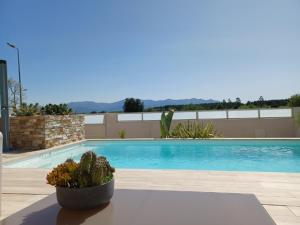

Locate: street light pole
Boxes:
[7,42,23,106]
[16,48,22,106]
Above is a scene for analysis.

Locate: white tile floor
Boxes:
[1,168,300,225]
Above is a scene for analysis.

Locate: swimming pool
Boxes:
[4,140,300,172]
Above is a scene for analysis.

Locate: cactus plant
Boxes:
[160,110,174,138]
[78,151,97,187]
[47,151,115,188]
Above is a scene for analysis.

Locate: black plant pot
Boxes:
[56,179,114,210]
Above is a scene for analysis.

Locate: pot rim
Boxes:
[55,177,114,190]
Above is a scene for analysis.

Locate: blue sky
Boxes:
[1,0,299,104]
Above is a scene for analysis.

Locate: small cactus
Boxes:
[90,156,115,186]
[79,151,97,174]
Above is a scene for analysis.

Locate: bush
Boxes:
[41,103,72,115]
[15,103,72,116]
[118,130,126,139]
[170,121,217,139]
[288,94,300,107]
[47,151,115,188]
[15,103,40,116]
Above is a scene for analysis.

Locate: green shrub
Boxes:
[46,151,115,188]
[288,94,300,107]
[15,103,40,116]
[15,103,72,116]
[41,103,72,115]
[118,130,126,139]
[170,121,217,139]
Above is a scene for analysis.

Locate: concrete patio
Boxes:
[2,168,300,225]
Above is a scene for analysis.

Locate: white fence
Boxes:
[83,108,294,124]
[84,115,105,124]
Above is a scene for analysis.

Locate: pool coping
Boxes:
[2,140,86,164]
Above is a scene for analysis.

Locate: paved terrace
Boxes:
[2,168,300,225]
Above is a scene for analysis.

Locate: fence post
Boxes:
[226,110,229,119]
[258,109,261,119]
[104,113,107,138]
[291,107,295,118]
[196,111,199,120]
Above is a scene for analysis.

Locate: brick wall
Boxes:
[10,115,84,150]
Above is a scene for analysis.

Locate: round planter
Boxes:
[56,178,114,210]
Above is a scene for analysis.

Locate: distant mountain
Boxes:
[68,98,218,113]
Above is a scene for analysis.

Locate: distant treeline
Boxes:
[144,98,290,112]
[87,95,300,113]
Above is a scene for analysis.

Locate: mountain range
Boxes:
[68,98,218,113]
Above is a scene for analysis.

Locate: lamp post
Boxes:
[7,42,23,106]
[0,60,10,151]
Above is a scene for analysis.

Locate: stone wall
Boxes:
[44,115,85,148]
[10,115,84,150]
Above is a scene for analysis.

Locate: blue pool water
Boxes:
[4,140,300,172]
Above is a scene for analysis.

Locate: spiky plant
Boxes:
[170,121,217,139]
[16,103,40,116]
[160,110,174,138]
[78,151,97,187]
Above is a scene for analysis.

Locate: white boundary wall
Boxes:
[84,108,300,138]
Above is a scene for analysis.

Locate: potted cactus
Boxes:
[46,151,115,210]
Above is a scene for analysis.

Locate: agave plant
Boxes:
[160,110,174,138]
[170,121,217,139]
[15,103,40,116]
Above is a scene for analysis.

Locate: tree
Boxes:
[234,97,242,109]
[123,98,144,112]
[288,94,300,107]
[235,97,241,104]
[258,96,264,107]
[8,78,26,111]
